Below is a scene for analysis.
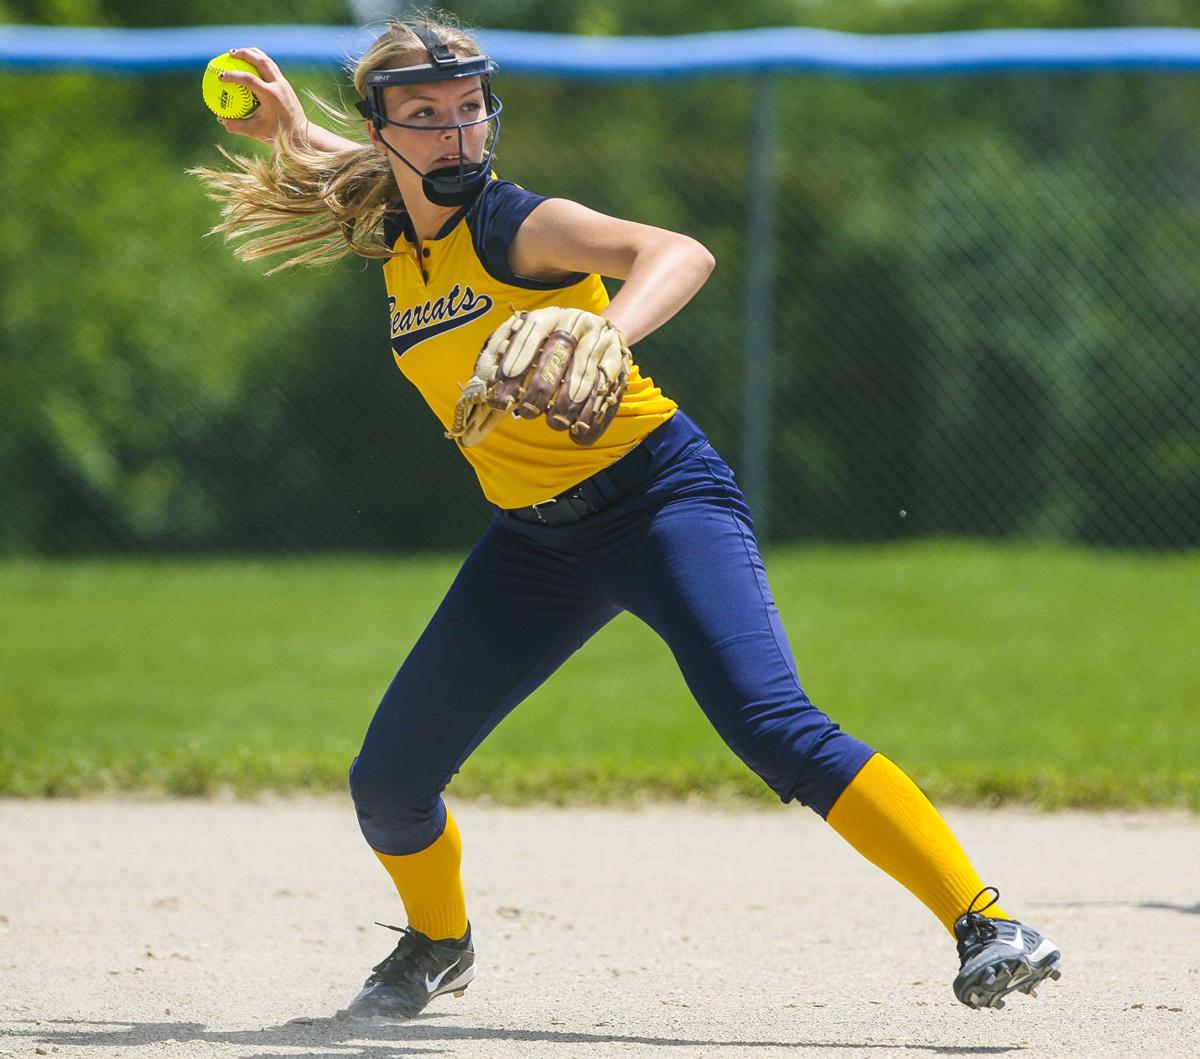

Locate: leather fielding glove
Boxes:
[447,307,633,448]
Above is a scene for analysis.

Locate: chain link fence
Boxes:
[2,40,1198,553]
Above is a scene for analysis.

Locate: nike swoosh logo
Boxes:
[1004,926,1025,951]
[425,959,461,993]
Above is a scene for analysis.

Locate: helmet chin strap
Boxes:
[375,120,499,207]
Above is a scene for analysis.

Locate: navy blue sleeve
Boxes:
[467,180,588,290]
[382,209,408,251]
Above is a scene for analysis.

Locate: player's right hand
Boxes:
[215,47,307,145]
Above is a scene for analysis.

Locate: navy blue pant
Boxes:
[350,412,875,855]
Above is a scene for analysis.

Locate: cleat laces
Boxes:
[955,887,1003,961]
[365,922,435,985]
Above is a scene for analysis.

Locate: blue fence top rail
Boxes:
[3,24,1200,77]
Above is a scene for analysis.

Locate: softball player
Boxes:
[198,16,1063,1020]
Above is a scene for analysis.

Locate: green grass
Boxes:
[1,542,1197,808]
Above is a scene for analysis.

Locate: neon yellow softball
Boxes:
[202,54,260,119]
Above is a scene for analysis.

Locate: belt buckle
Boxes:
[530,497,558,524]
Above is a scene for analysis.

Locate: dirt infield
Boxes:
[1,798,1196,1058]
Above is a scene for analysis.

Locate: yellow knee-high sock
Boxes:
[371,806,468,941]
[826,753,1008,935]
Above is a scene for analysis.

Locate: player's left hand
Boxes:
[447,307,632,448]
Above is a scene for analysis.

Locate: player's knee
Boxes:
[348,752,444,854]
[776,729,876,817]
[731,716,875,817]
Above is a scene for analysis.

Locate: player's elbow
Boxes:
[677,234,716,281]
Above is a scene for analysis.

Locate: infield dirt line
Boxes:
[1,798,1197,1058]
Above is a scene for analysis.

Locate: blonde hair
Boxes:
[190,11,485,273]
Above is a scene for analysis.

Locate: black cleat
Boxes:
[953,887,1062,1010]
[340,922,475,1020]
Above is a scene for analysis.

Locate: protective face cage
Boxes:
[355,26,503,206]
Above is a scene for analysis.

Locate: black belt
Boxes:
[504,442,654,526]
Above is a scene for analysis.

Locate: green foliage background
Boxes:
[2,0,1199,555]
[1,2,1197,807]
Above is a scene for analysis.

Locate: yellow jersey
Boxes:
[381,178,677,509]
